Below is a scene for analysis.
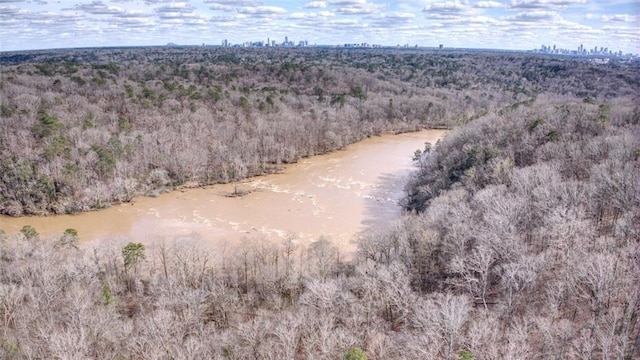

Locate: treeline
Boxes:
[1,96,638,359]
[1,47,638,215]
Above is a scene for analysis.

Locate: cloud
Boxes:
[207,0,262,11]
[326,18,365,28]
[289,10,334,19]
[508,10,562,21]
[423,1,470,19]
[73,1,122,15]
[337,5,379,14]
[207,0,287,17]
[156,2,194,12]
[156,2,196,16]
[555,19,598,32]
[446,15,501,25]
[475,1,503,8]
[113,17,154,28]
[153,2,208,25]
[329,0,366,5]
[0,5,27,19]
[368,12,415,26]
[304,1,327,8]
[604,14,637,22]
[207,0,262,4]
[586,13,638,23]
[208,14,247,24]
[0,5,85,36]
[237,5,287,15]
[510,0,586,9]
[143,0,175,4]
[115,10,152,19]
[602,25,638,37]
[425,1,466,13]
[379,12,415,20]
[327,0,383,15]
[209,3,234,11]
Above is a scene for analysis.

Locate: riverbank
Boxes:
[0,130,446,248]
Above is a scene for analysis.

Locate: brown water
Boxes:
[0,130,444,250]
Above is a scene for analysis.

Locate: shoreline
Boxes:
[1,127,448,219]
[0,129,446,246]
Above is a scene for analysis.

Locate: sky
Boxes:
[0,0,638,54]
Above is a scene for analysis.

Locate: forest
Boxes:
[0,47,639,359]
[1,47,638,215]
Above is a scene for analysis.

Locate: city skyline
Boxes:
[212,36,635,58]
[0,0,638,54]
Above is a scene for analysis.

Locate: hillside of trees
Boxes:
[1,78,638,358]
[1,47,638,215]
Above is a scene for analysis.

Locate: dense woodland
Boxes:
[0,48,639,359]
[1,47,638,215]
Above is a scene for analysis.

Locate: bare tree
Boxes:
[450,245,496,311]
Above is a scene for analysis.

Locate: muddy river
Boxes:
[0,130,445,250]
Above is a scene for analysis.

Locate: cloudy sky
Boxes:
[0,0,638,53]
